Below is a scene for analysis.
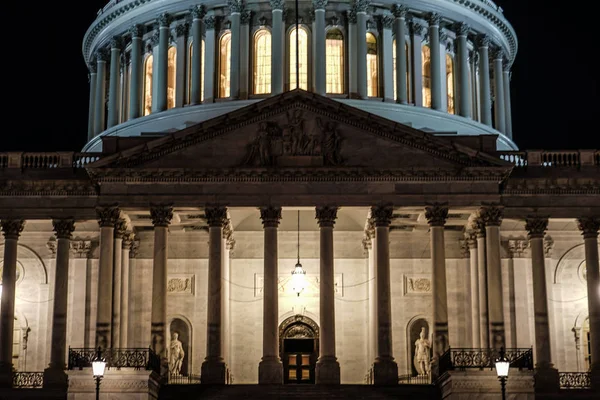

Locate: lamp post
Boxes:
[92,347,106,400]
[495,347,510,400]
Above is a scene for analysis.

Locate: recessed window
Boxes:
[289,26,308,90]
[167,46,176,109]
[143,54,153,116]
[422,45,431,108]
[219,32,232,98]
[254,29,272,94]
[366,32,378,97]
[326,29,344,94]
[446,53,455,114]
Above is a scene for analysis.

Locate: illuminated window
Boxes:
[188,40,206,103]
[219,32,231,98]
[143,54,153,116]
[167,46,176,109]
[392,39,410,102]
[446,53,455,114]
[422,45,431,108]
[326,29,344,94]
[289,26,308,90]
[254,29,272,94]
[366,32,378,97]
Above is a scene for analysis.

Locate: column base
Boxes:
[316,356,340,384]
[43,366,69,389]
[258,357,283,384]
[0,362,12,388]
[201,358,227,384]
[533,366,559,394]
[372,357,398,385]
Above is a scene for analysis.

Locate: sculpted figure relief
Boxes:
[317,117,343,166]
[414,327,431,376]
[169,332,185,376]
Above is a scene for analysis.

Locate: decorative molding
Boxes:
[425,203,448,227]
[47,237,57,256]
[110,36,123,51]
[114,218,128,238]
[129,24,144,38]
[260,206,282,228]
[95,48,109,62]
[167,275,195,294]
[70,240,93,258]
[122,233,135,250]
[477,34,491,48]
[505,239,529,258]
[544,235,554,257]
[404,274,431,295]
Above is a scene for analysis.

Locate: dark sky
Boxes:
[5,0,597,152]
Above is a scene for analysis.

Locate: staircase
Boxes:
[159,384,441,400]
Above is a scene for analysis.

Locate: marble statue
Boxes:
[169,332,185,376]
[414,327,431,376]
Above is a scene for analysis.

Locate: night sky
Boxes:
[5,0,597,152]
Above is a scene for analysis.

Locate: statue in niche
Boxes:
[317,117,343,165]
[414,327,431,376]
[169,331,185,376]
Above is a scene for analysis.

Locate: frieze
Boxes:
[404,274,431,295]
[167,275,195,294]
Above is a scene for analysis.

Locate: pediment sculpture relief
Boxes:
[242,110,343,167]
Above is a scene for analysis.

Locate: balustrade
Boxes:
[12,372,44,388]
[67,347,160,373]
[558,372,591,389]
[437,348,533,376]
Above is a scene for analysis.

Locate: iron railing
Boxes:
[438,348,533,376]
[398,374,432,385]
[12,371,44,388]
[68,347,160,373]
[559,372,591,389]
[167,374,202,385]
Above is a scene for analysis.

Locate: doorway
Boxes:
[279,315,319,384]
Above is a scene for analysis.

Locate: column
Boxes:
[120,234,134,347]
[222,225,234,374]
[93,49,107,136]
[112,219,127,348]
[240,10,251,99]
[87,62,97,142]
[315,206,341,384]
[150,205,173,376]
[480,205,505,350]
[228,1,242,99]
[466,230,480,348]
[370,205,398,385]
[492,48,506,133]
[474,216,489,347]
[156,13,170,112]
[355,0,368,98]
[0,219,24,387]
[258,206,283,384]
[525,217,559,392]
[270,0,285,95]
[425,204,450,365]
[428,13,442,110]
[410,22,425,106]
[129,25,143,120]
[190,6,206,105]
[392,4,408,104]
[202,206,228,384]
[203,16,216,103]
[347,9,357,97]
[107,37,122,128]
[577,217,600,390]
[503,62,513,138]
[477,35,492,126]
[95,206,120,348]
[381,16,394,101]
[470,50,480,120]
[175,23,189,108]
[455,22,471,118]
[43,219,75,388]
[313,0,328,95]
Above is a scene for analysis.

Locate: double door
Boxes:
[282,338,317,384]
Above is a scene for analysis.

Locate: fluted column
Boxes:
[381,16,394,101]
[503,62,513,138]
[492,48,506,133]
[474,217,489,348]
[120,233,134,347]
[270,0,285,94]
[107,37,122,128]
[355,0,368,98]
[202,206,228,384]
[466,231,480,348]
[129,25,143,119]
[93,49,108,136]
[577,217,600,390]
[525,217,559,393]
[175,23,189,108]
[95,206,120,348]
[410,22,425,106]
[480,205,505,350]
[240,11,251,99]
[0,220,24,387]
[43,219,75,388]
[156,13,170,112]
[258,206,283,384]
[190,6,206,105]
[477,35,492,126]
[455,22,471,118]
[370,205,398,385]
[428,13,442,110]
[203,16,216,103]
[315,206,341,384]
[392,4,407,104]
[150,205,173,376]
[347,9,357,97]
[87,62,97,142]
[110,219,126,348]
[229,1,243,99]
[222,226,234,371]
[425,204,450,365]
[313,0,328,95]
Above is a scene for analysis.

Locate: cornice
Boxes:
[0,180,98,197]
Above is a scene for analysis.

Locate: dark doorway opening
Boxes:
[279,315,320,385]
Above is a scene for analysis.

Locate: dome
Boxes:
[82,0,518,152]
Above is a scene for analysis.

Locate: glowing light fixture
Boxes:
[92,346,106,400]
[291,210,307,296]
[495,347,509,400]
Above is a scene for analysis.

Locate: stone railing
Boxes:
[68,347,160,373]
[167,374,202,385]
[559,372,591,389]
[438,347,534,376]
[12,371,44,388]
[0,152,102,169]
[398,374,432,385]
[498,150,600,168]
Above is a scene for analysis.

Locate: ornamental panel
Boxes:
[167,275,195,295]
[403,274,431,295]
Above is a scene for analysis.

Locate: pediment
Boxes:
[89,90,510,176]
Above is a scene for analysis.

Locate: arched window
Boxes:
[422,45,431,108]
[167,46,177,109]
[289,26,308,90]
[366,32,378,97]
[143,54,153,116]
[392,39,410,102]
[254,29,272,94]
[446,53,455,114]
[326,29,344,94]
[188,40,206,103]
[219,32,232,98]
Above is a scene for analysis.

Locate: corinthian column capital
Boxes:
[425,203,448,227]
[150,204,173,227]
[577,217,600,239]
[96,205,120,227]
[0,219,25,239]
[525,216,549,239]
[370,205,393,227]
[52,219,75,240]
[205,206,228,227]
[479,204,503,227]
[316,206,338,228]
[260,206,282,228]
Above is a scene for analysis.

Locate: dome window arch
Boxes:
[143,54,153,116]
[167,45,177,109]
[366,32,378,97]
[219,31,232,98]
[422,44,432,108]
[253,28,272,94]
[325,28,344,94]
[289,25,309,91]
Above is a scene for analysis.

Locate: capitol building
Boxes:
[0,0,598,399]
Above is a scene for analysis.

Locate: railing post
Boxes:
[526,150,542,166]
[579,150,596,166]
[58,152,74,168]
[8,153,22,169]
